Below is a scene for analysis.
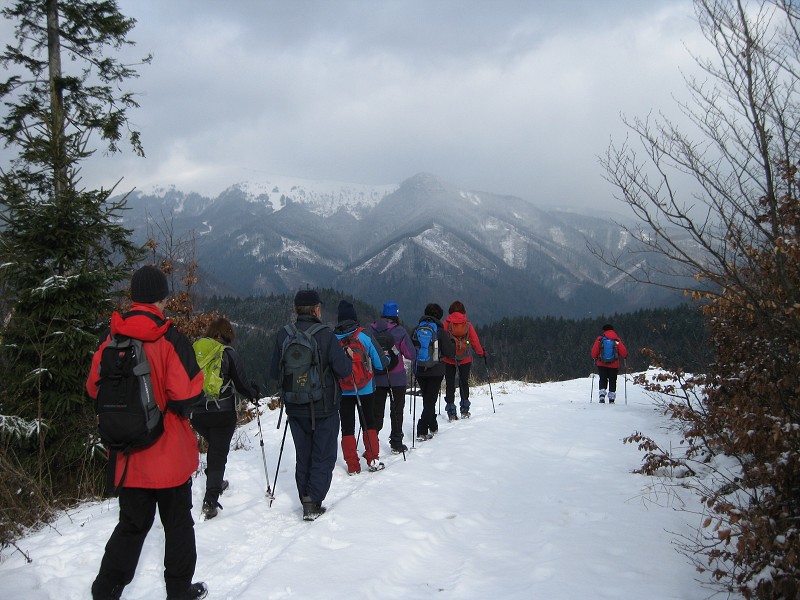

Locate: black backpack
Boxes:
[371,326,399,371]
[278,323,328,404]
[95,333,164,495]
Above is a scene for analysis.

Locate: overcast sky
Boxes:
[7,1,708,210]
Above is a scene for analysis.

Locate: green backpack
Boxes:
[193,337,229,399]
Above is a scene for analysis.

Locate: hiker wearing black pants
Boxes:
[591,323,628,404]
[370,301,417,454]
[269,290,352,521]
[86,266,207,600]
[190,317,259,520]
[443,300,485,420]
[413,303,455,441]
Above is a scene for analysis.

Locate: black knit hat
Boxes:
[130,266,169,303]
[337,300,357,322]
[602,323,614,331]
[294,289,322,307]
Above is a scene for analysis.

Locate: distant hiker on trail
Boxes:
[270,289,351,521]
[335,300,388,474]
[370,301,417,454]
[86,265,208,600]
[443,300,485,421]
[412,303,455,441]
[591,323,628,404]
[191,317,260,520]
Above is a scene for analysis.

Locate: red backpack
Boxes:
[448,321,471,360]
[338,328,374,391]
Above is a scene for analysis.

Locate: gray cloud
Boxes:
[5,1,706,209]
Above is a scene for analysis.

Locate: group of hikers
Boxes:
[85,265,627,600]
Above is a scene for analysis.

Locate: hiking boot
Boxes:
[448,414,458,422]
[416,433,433,442]
[598,394,606,404]
[301,496,326,521]
[221,480,229,493]
[201,499,221,520]
[391,443,408,454]
[608,399,615,404]
[91,582,123,600]
[347,465,361,476]
[460,411,471,419]
[167,582,208,600]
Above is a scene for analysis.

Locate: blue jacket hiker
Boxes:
[269,289,351,521]
[334,300,388,474]
[370,301,416,454]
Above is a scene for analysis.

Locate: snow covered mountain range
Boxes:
[119,172,690,323]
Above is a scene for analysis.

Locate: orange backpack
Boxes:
[448,321,471,359]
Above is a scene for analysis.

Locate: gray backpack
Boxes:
[278,323,327,404]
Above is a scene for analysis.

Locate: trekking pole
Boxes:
[352,376,378,467]
[484,355,496,413]
[254,401,273,498]
[411,365,417,449]
[269,417,290,508]
[590,371,595,403]
[387,387,406,461]
[624,358,628,405]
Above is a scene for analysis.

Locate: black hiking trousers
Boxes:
[597,365,619,394]
[190,409,237,503]
[373,385,407,446]
[92,480,196,599]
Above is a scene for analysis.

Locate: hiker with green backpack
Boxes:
[191,317,260,519]
[443,300,486,421]
[591,323,628,404]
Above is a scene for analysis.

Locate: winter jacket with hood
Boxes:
[591,328,629,369]
[443,312,485,365]
[86,303,204,489]
[369,318,416,387]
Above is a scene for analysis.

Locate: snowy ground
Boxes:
[0,374,726,600]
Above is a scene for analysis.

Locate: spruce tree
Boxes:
[0,0,148,498]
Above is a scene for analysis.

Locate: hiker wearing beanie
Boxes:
[443,300,485,421]
[369,301,417,454]
[86,265,208,600]
[591,324,629,404]
[191,317,260,520]
[412,303,455,441]
[334,300,388,473]
[270,289,351,521]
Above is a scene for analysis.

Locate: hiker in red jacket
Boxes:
[591,323,628,404]
[86,266,207,600]
[443,300,485,421]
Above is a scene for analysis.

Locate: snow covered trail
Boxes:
[0,376,719,599]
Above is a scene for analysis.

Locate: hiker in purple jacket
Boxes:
[369,302,417,454]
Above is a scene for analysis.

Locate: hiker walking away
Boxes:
[191,317,260,520]
[335,300,388,474]
[413,303,456,441]
[370,301,416,454]
[591,323,628,404]
[443,300,486,421]
[86,266,208,600]
[269,289,351,521]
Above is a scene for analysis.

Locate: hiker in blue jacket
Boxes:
[370,301,417,454]
[334,300,388,473]
[591,323,628,404]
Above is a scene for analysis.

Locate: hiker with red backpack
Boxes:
[369,301,417,454]
[591,323,628,404]
[334,300,388,473]
[443,300,486,421]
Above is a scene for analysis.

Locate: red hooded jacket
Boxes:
[443,312,485,365]
[591,328,628,369]
[86,304,203,488]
